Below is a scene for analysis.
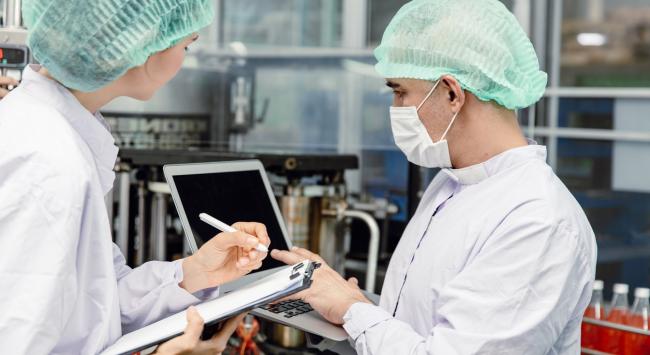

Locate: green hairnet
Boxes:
[22,0,215,92]
[375,0,547,110]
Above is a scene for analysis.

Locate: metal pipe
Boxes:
[148,182,171,261]
[116,170,131,259]
[545,87,650,99]
[532,127,650,143]
[343,210,379,292]
[547,0,563,170]
[151,192,168,261]
[349,201,398,216]
[580,348,613,355]
[136,181,147,266]
[582,317,650,336]
[324,209,380,293]
[3,0,22,28]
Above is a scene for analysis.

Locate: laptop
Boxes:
[163,160,355,341]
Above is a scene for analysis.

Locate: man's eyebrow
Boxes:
[385,81,400,89]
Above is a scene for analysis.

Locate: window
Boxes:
[561,0,650,87]
[221,0,343,48]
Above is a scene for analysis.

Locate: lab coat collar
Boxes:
[21,65,118,195]
[443,141,547,185]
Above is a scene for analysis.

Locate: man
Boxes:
[271,0,597,354]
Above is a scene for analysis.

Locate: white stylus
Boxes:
[199,213,269,253]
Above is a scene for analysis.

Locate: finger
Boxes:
[236,256,251,268]
[215,231,259,250]
[156,307,204,353]
[209,313,247,350]
[290,246,325,264]
[270,249,303,265]
[0,88,8,99]
[245,249,268,265]
[241,261,263,272]
[232,222,271,247]
[0,77,18,86]
[274,289,309,304]
[183,306,205,341]
[348,277,359,286]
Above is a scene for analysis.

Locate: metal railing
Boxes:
[581,317,650,355]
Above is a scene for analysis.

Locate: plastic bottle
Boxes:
[582,280,605,351]
[599,283,629,353]
[623,287,650,354]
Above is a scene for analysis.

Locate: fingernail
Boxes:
[248,237,258,245]
[291,246,298,251]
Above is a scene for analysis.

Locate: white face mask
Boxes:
[389,80,460,168]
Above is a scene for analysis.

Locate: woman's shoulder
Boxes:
[0,91,93,184]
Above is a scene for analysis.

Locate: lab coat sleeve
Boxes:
[0,160,87,355]
[113,245,220,334]
[343,204,593,355]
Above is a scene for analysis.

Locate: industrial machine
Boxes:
[1,0,29,82]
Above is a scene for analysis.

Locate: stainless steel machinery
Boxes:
[1,0,29,81]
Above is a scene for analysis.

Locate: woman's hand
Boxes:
[180,222,270,293]
[0,76,18,99]
[154,306,245,355]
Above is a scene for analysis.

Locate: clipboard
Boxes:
[101,260,319,355]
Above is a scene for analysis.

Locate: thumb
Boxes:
[211,313,247,346]
[183,306,205,341]
[348,277,359,287]
[215,231,259,250]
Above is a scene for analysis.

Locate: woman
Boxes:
[0,0,268,354]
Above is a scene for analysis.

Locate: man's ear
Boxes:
[440,75,465,111]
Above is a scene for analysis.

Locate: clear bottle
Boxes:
[599,283,629,354]
[582,280,604,350]
[623,287,650,354]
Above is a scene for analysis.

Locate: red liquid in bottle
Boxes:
[600,308,627,354]
[582,305,605,351]
[623,288,650,355]
[623,314,650,354]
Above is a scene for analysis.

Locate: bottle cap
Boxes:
[613,283,629,294]
[593,280,604,291]
[635,287,650,299]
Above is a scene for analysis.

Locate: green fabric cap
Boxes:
[23,0,214,92]
[374,0,547,109]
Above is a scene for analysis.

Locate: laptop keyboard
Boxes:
[260,300,314,318]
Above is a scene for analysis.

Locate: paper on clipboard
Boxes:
[101,260,316,355]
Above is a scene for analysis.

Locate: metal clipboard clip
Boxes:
[289,260,321,284]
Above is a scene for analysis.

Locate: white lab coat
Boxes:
[343,144,597,354]
[0,65,218,354]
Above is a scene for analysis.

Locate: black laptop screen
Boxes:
[172,170,289,272]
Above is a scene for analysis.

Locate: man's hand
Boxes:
[271,247,371,325]
[181,222,270,293]
[0,76,19,99]
[155,306,245,355]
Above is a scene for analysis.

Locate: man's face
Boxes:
[386,77,455,142]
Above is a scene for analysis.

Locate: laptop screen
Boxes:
[172,169,290,272]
